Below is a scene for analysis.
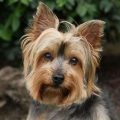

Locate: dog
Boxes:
[21,2,110,120]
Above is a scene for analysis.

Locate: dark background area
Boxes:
[0,0,120,120]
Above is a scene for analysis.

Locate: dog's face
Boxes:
[21,2,105,106]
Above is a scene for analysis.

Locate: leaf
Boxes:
[7,0,18,5]
[76,3,87,17]
[20,0,31,6]
[69,0,75,6]
[56,0,68,7]
[0,0,3,2]
[87,4,97,16]
[12,17,20,32]
[0,27,12,41]
[11,4,25,32]
[100,0,113,13]
[113,15,120,20]
[105,4,113,13]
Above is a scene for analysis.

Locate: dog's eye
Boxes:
[44,52,53,61]
[69,57,78,65]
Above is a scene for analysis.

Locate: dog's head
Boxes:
[21,2,105,106]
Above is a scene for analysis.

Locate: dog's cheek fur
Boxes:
[60,64,87,105]
[26,63,53,101]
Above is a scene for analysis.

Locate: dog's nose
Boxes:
[52,74,64,86]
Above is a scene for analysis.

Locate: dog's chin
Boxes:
[39,84,70,105]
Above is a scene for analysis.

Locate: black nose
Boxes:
[52,74,64,86]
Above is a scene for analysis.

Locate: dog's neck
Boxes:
[27,95,110,120]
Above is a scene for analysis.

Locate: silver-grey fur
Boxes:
[27,95,110,120]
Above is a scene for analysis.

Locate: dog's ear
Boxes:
[75,20,105,48]
[27,2,59,41]
[75,20,105,95]
[21,2,59,75]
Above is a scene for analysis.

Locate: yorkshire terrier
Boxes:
[21,2,110,120]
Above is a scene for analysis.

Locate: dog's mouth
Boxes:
[39,84,70,105]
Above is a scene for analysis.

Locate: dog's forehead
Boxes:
[38,29,81,44]
[63,33,85,52]
[35,28,84,53]
[36,28,63,44]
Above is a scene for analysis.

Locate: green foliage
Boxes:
[0,0,120,64]
[1,0,120,42]
[0,0,31,41]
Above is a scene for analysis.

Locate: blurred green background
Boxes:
[0,0,120,67]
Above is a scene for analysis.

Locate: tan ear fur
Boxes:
[75,20,105,48]
[26,2,59,41]
[75,20,105,96]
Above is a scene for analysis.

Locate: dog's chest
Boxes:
[38,105,91,120]
[29,96,110,120]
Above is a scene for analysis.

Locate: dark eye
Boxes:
[44,52,53,61]
[69,57,78,65]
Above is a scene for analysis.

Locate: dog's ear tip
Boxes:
[24,2,59,41]
[38,1,46,6]
[82,20,106,26]
[94,20,106,26]
[75,19,105,48]
[37,2,47,12]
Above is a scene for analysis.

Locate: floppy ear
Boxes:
[27,2,59,41]
[75,20,105,48]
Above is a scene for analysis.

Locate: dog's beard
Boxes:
[26,72,88,106]
[26,64,89,106]
[40,84,70,105]
[26,70,72,105]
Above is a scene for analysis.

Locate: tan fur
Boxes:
[21,2,105,107]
